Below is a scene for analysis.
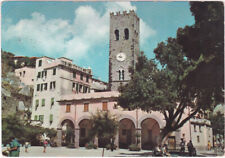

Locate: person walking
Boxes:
[207,141,211,151]
[180,138,185,154]
[9,137,20,157]
[25,142,29,152]
[43,139,48,153]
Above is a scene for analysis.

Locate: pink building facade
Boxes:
[57,91,212,150]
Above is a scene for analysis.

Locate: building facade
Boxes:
[57,91,212,150]
[15,66,35,86]
[31,56,92,128]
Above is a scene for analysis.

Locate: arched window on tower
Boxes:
[124,28,129,40]
[115,30,119,41]
[119,70,125,81]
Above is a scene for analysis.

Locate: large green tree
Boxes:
[118,2,224,144]
[88,111,118,156]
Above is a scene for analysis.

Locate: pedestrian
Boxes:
[43,139,48,153]
[187,140,196,156]
[180,138,185,154]
[207,141,211,151]
[25,142,29,152]
[9,137,20,157]
[110,137,115,151]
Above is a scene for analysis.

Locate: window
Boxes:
[115,29,119,40]
[44,71,47,77]
[197,136,200,143]
[39,115,44,123]
[83,86,87,93]
[37,84,40,91]
[50,81,56,90]
[41,84,43,91]
[73,71,76,78]
[19,72,22,76]
[102,102,108,111]
[34,115,38,120]
[38,60,42,67]
[23,71,26,77]
[53,68,56,75]
[79,85,83,93]
[37,72,41,78]
[76,83,79,92]
[124,28,129,40]
[84,103,89,112]
[51,98,54,107]
[44,83,48,90]
[194,125,196,132]
[80,74,83,80]
[35,99,39,110]
[49,114,53,124]
[119,70,125,80]
[73,83,75,88]
[80,128,86,137]
[42,99,45,106]
[86,76,89,83]
[199,125,202,132]
[66,104,71,112]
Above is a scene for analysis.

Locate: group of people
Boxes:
[180,139,196,156]
[3,138,49,156]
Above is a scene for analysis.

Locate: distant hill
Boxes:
[1,50,37,77]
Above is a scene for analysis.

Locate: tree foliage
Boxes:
[209,111,224,137]
[2,115,56,145]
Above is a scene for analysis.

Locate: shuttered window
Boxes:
[84,103,89,112]
[66,104,71,112]
[102,102,108,111]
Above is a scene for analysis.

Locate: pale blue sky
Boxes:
[2,1,195,82]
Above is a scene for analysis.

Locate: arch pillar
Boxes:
[114,129,119,149]
[136,128,142,149]
[74,128,80,148]
[94,136,98,147]
[56,128,62,147]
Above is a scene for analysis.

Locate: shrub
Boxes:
[106,144,117,150]
[67,143,75,148]
[85,142,97,149]
[128,144,141,151]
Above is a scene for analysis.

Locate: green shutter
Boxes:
[36,99,39,106]
[51,98,54,106]
[50,114,53,122]
[39,115,44,122]
[34,115,38,120]
[42,99,45,106]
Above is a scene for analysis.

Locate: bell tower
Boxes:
[109,10,140,91]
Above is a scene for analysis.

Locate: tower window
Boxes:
[115,30,119,40]
[119,70,125,81]
[38,60,42,67]
[124,28,129,40]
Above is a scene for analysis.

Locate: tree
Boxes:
[118,2,224,145]
[88,111,118,157]
[177,2,224,106]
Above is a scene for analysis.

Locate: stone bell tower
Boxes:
[109,10,140,91]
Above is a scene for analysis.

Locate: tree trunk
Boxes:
[159,128,172,146]
[102,147,105,157]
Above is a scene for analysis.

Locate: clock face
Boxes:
[116,53,126,62]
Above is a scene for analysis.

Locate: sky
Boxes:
[1,1,195,82]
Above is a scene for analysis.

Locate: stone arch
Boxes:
[138,114,164,129]
[140,117,161,150]
[76,115,90,127]
[119,118,136,148]
[57,116,75,129]
[78,118,92,147]
[118,114,137,128]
